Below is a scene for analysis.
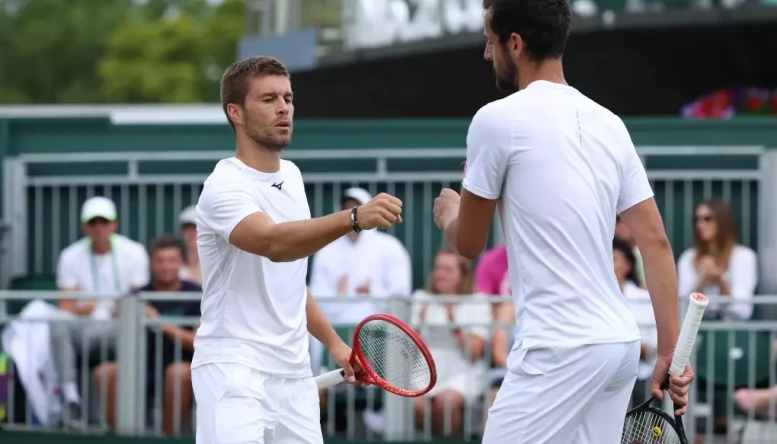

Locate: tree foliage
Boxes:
[0,0,344,104]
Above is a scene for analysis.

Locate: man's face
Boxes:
[82,217,116,244]
[151,247,184,286]
[483,9,519,91]
[181,223,197,247]
[238,75,294,151]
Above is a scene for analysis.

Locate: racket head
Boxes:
[622,401,687,444]
[351,313,437,397]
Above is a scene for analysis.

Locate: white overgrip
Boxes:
[670,292,709,376]
[314,368,345,389]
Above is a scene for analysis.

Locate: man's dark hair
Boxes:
[483,0,571,62]
[220,56,290,132]
[150,235,185,259]
[612,237,639,286]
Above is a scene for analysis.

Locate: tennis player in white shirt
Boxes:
[191,56,403,444]
[433,1,695,443]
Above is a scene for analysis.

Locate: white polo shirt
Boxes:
[56,234,150,320]
[192,157,312,378]
[462,80,652,358]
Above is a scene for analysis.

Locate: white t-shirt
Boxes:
[622,282,657,380]
[309,230,412,324]
[677,245,757,320]
[56,234,150,320]
[462,80,651,356]
[192,157,312,378]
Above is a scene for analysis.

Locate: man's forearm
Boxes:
[266,211,352,262]
[306,290,342,350]
[641,240,680,353]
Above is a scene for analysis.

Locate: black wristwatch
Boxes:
[350,206,362,232]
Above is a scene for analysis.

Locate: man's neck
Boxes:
[154,280,182,292]
[235,136,281,173]
[91,240,111,255]
[517,58,567,91]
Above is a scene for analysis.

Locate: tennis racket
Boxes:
[314,313,437,398]
[621,292,709,444]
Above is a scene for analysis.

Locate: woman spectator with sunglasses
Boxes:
[677,199,757,320]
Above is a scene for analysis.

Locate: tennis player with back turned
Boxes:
[191,56,403,444]
[433,1,695,442]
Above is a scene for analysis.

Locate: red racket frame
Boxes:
[350,313,437,398]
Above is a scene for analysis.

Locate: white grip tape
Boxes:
[670,292,709,376]
[314,368,345,389]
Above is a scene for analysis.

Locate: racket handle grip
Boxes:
[314,368,346,389]
[669,292,709,376]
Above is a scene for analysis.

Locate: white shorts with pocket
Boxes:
[192,363,322,444]
[482,340,640,444]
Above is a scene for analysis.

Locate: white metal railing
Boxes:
[1,291,776,443]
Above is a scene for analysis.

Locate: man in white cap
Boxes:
[50,196,149,427]
[308,187,412,376]
[178,205,202,285]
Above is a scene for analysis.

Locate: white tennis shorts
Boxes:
[192,363,322,444]
[482,340,640,444]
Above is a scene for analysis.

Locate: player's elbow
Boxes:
[640,231,672,255]
[457,244,481,260]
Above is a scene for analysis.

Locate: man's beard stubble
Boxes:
[246,125,291,153]
[494,58,519,92]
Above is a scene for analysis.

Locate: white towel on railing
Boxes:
[0,300,62,426]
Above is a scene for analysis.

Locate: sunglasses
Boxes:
[86,217,112,226]
[694,215,714,223]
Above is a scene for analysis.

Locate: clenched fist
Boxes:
[434,188,460,230]
[356,193,403,230]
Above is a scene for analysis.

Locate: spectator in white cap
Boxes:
[49,196,149,428]
[308,187,412,375]
[178,205,202,285]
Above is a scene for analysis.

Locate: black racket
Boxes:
[621,292,708,444]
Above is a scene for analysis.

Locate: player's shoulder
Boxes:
[200,159,253,198]
[280,159,304,182]
[468,98,517,142]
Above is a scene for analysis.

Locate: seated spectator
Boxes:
[677,199,757,320]
[613,238,657,407]
[309,187,411,375]
[474,244,511,299]
[411,248,490,437]
[50,196,149,427]
[93,236,201,436]
[178,206,202,285]
[734,339,777,419]
[615,215,646,288]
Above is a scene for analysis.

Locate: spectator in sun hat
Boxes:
[178,205,202,285]
[49,196,149,428]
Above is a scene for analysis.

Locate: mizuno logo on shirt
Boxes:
[271,182,284,190]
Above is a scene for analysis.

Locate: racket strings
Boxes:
[622,410,682,444]
[357,320,431,393]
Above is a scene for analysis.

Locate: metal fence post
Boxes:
[383,296,412,441]
[758,149,777,294]
[116,294,140,434]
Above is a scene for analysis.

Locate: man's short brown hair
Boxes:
[149,235,185,259]
[220,56,290,132]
